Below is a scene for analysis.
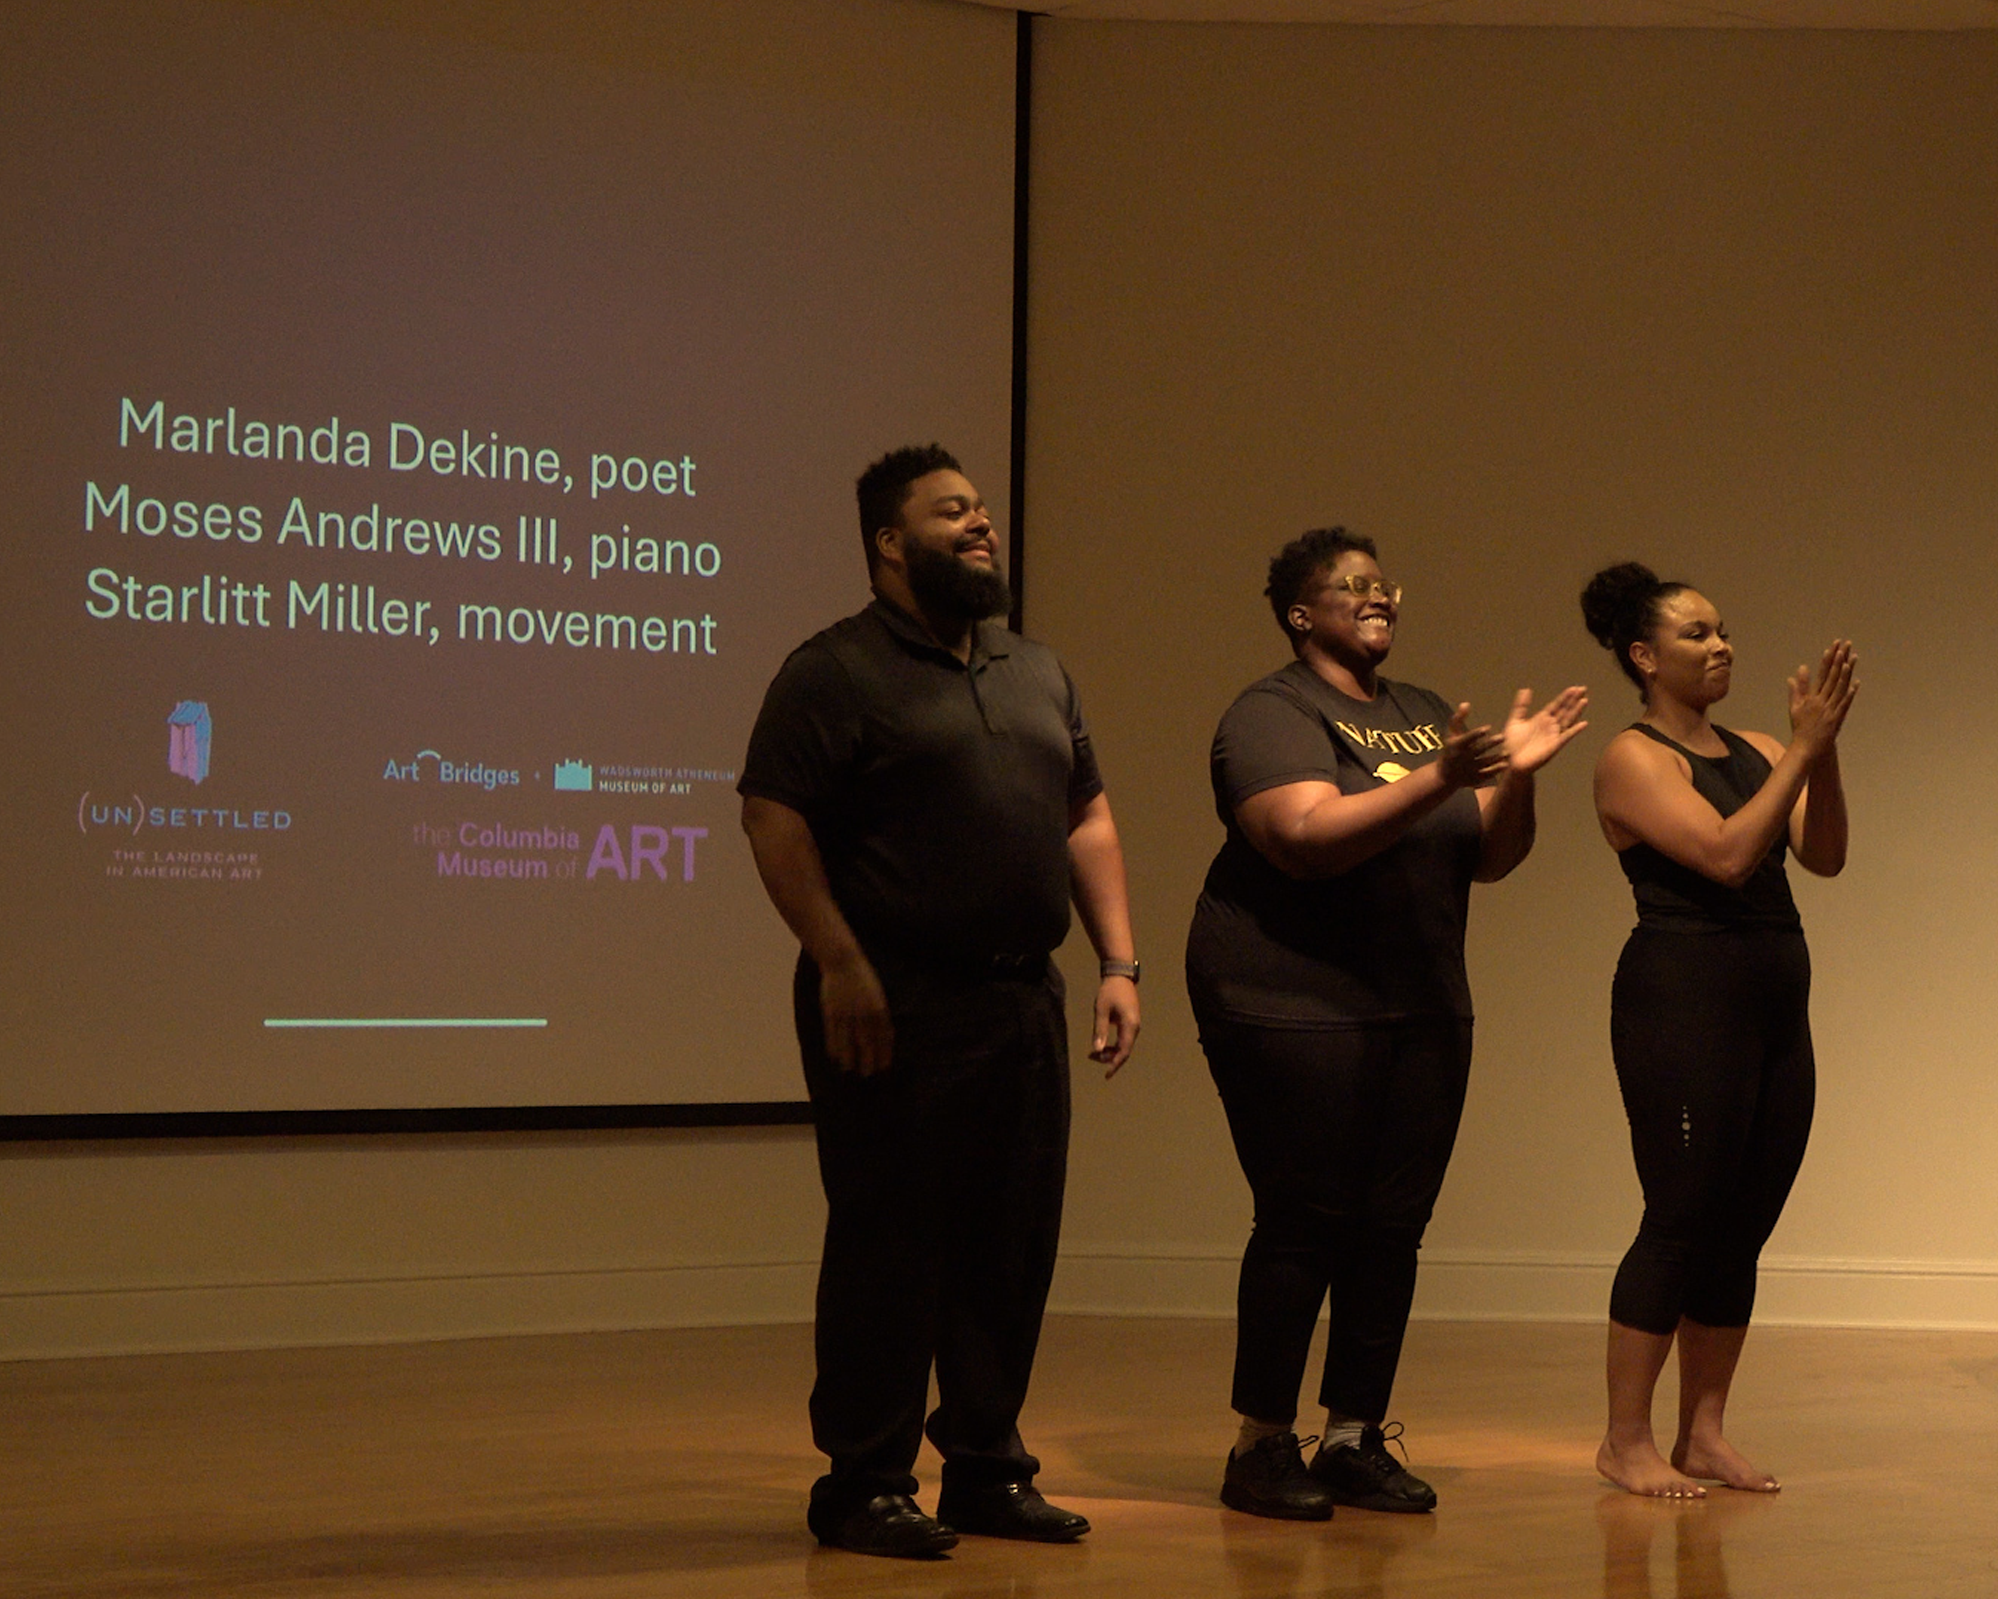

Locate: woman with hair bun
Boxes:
[1580,562,1856,1498]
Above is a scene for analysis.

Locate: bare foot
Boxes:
[1597,1436,1707,1498]
[1673,1435,1780,1492]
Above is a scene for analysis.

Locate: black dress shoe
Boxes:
[1221,1432,1335,1521]
[936,1480,1090,1542]
[1309,1423,1437,1513]
[808,1492,958,1558]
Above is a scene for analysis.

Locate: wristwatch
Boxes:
[1099,958,1140,984]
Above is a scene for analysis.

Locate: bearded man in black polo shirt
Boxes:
[740,444,1140,1559]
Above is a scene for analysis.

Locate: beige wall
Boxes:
[0,1130,826,1357]
[8,19,1997,1360]
[1034,21,1998,1328]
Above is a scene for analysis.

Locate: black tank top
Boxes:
[1618,723,1802,933]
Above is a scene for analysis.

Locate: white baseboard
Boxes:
[1050,1248,1998,1331]
[8,1249,1995,1362]
[0,1260,820,1361]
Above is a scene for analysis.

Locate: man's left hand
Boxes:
[1090,977,1140,1076]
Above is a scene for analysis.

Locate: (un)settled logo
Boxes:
[553,760,593,792]
[168,701,211,784]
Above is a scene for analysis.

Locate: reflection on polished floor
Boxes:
[5,1316,1996,1598]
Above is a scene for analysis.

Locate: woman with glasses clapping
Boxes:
[1581,562,1855,1499]
[1189,527,1588,1521]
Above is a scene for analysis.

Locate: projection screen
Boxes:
[0,0,1019,1121]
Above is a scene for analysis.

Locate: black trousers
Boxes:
[1608,927,1815,1335]
[1199,1011,1473,1427]
[796,954,1070,1509]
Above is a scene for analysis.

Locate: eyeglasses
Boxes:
[1323,574,1403,604]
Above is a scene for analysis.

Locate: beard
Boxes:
[904,537,1012,622]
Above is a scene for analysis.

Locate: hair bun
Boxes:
[1581,561,1662,650]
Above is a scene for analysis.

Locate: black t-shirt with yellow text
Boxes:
[1186,660,1483,1028]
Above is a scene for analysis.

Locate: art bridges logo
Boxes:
[381,748,522,791]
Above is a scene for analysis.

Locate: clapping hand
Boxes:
[1787,641,1857,758]
[1501,685,1591,776]
[1438,702,1509,789]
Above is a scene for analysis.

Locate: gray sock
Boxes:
[1321,1418,1366,1454]
[1234,1417,1291,1458]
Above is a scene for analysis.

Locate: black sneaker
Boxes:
[1309,1422,1437,1513]
[1220,1432,1335,1521]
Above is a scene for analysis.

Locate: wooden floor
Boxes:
[5,1316,1996,1598]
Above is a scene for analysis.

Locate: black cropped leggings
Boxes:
[1608,927,1815,1336]
[1200,1012,1473,1426]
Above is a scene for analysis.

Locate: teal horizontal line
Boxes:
[263,1018,549,1029]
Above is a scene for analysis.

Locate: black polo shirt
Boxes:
[740,596,1103,964]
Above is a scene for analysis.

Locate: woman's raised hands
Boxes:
[1787,641,1858,758]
